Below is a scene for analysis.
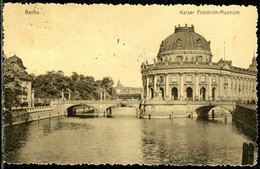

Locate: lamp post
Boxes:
[61,89,64,115]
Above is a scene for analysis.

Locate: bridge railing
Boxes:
[144,100,236,105]
[236,103,257,111]
[61,99,140,104]
[27,106,53,113]
[9,106,53,114]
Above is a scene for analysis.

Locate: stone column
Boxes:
[239,78,241,100]
[250,79,253,100]
[32,90,35,107]
[218,75,222,100]
[208,73,212,100]
[180,73,184,100]
[146,76,149,100]
[62,89,64,101]
[195,72,199,101]
[227,76,231,100]
[245,79,247,100]
[153,75,156,91]
[241,78,244,101]
[100,91,103,101]
[236,77,239,100]
[234,77,236,99]
[165,74,170,100]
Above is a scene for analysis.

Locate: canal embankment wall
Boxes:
[232,103,257,141]
[4,104,66,127]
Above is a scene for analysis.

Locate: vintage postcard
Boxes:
[2,4,258,166]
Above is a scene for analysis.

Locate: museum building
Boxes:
[140,25,257,116]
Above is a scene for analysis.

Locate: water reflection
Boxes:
[140,118,255,165]
[4,116,62,163]
[231,119,257,142]
[3,112,257,165]
[4,123,31,162]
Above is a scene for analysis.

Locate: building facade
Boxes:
[115,80,142,100]
[140,25,257,117]
[5,55,35,107]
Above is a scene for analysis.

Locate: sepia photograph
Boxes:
[2,4,258,166]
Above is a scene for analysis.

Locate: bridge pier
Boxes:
[212,110,215,119]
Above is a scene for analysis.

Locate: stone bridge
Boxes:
[52,100,140,116]
[52,99,236,118]
[140,100,236,118]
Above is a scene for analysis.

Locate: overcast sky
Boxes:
[3,4,257,87]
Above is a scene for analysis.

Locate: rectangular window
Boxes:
[224,77,227,83]
[171,75,178,82]
[160,76,164,83]
[212,76,216,83]
[186,75,192,82]
[149,77,153,84]
[201,76,206,82]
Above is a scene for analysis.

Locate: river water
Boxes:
[4,107,257,165]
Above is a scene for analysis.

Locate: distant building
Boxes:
[5,55,34,107]
[114,80,142,100]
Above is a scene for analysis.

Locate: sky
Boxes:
[3,4,258,87]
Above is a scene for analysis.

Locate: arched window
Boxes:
[150,88,154,99]
[160,88,164,98]
[212,88,216,100]
[200,87,206,100]
[171,87,178,100]
[160,58,163,63]
[186,87,193,100]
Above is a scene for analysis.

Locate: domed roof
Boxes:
[6,55,27,69]
[158,24,211,55]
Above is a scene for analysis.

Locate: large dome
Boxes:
[157,24,212,64]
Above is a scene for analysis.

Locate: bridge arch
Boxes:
[105,103,139,116]
[106,102,139,110]
[67,104,99,117]
[194,105,234,118]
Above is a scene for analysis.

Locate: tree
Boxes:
[100,77,117,99]
[31,71,117,101]
[33,70,69,99]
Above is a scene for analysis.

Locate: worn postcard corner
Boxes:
[2,3,258,166]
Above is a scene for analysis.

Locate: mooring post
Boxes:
[224,115,227,124]
[149,114,151,119]
[248,143,254,165]
[242,142,249,165]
